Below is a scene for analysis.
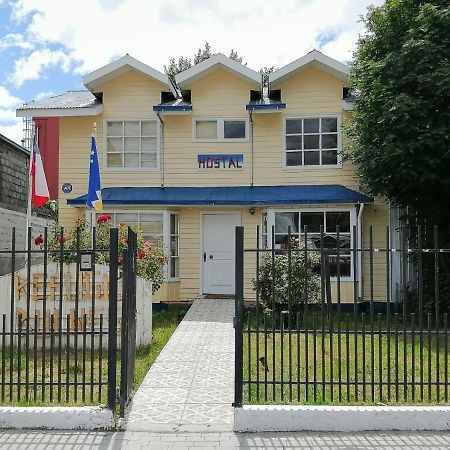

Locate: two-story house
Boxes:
[17,50,389,304]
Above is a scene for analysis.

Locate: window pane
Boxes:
[141,153,157,168]
[142,137,157,152]
[140,214,163,235]
[322,134,338,149]
[196,120,217,139]
[304,134,320,149]
[170,257,179,278]
[170,236,179,256]
[224,120,246,139]
[275,212,299,234]
[170,214,178,235]
[301,212,323,233]
[115,213,138,225]
[124,121,140,136]
[304,118,319,133]
[107,153,122,167]
[286,135,302,150]
[275,234,289,248]
[141,121,156,136]
[304,151,320,165]
[107,121,123,136]
[329,255,351,277]
[107,137,122,153]
[124,153,139,167]
[321,117,337,133]
[286,152,302,166]
[124,137,139,152]
[286,119,302,134]
[261,213,267,235]
[322,150,338,165]
[326,212,350,233]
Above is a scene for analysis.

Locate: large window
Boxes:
[285,116,339,167]
[92,211,179,279]
[268,209,354,278]
[194,119,248,141]
[106,120,158,169]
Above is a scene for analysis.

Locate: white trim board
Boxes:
[234,405,450,432]
[0,406,114,430]
[16,105,103,118]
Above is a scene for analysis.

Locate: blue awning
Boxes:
[153,99,192,114]
[67,185,373,206]
[246,99,286,112]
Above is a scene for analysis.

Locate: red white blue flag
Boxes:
[31,133,50,208]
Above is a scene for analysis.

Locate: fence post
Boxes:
[107,228,119,411]
[234,226,244,408]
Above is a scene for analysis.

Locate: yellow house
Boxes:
[17,50,390,305]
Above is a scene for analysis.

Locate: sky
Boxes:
[0,0,384,145]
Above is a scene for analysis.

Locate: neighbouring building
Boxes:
[16,50,392,304]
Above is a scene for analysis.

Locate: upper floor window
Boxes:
[285,116,339,167]
[194,119,248,141]
[106,120,158,169]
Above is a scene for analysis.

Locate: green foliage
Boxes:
[347,1,450,228]
[253,250,321,315]
[35,216,166,293]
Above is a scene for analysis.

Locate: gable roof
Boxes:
[83,54,175,95]
[16,91,103,117]
[175,53,261,89]
[269,50,349,87]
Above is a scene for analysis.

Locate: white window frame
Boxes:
[264,207,356,280]
[283,114,342,170]
[103,118,161,172]
[86,209,179,282]
[192,117,249,142]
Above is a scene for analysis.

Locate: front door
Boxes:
[202,213,240,295]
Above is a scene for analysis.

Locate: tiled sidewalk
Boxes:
[124,297,235,432]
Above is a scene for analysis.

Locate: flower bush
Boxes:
[253,244,321,317]
[35,216,166,293]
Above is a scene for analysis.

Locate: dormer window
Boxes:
[193,118,248,142]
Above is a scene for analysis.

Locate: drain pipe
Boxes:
[157,113,164,188]
[249,111,254,187]
[357,202,365,299]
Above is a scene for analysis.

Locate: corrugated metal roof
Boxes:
[68,185,373,206]
[18,91,101,111]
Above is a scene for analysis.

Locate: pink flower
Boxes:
[57,236,66,245]
[118,256,124,265]
[144,241,152,248]
[96,214,112,223]
[34,234,43,246]
[138,251,146,259]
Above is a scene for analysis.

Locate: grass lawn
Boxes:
[243,313,450,406]
[0,305,189,407]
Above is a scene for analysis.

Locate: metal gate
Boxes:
[119,227,138,416]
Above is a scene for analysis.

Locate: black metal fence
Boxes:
[0,226,136,414]
[234,225,450,406]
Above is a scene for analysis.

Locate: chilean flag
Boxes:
[31,133,50,208]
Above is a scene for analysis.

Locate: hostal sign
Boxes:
[198,154,243,169]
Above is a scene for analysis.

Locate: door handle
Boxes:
[203,252,207,262]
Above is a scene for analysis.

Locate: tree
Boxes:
[164,42,247,82]
[347,1,450,230]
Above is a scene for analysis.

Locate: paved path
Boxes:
[1,430,450,449]
[124,297,235,432]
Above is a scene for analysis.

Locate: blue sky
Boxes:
[0,0,383,145]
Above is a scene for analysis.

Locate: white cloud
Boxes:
[0,119,24,146]
[8,0,384,78]
[35,90,54,100]
[10,48,74,87]
[0,85,22,107]
[0,33,34,51]
[0,85,23,144]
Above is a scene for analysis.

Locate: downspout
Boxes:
[157,113,164,188]
[249,111,254,187]
[357,202,365,299]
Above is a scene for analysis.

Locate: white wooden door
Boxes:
[202,213,240,295]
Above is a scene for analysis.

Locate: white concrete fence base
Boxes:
[234,405,450,432]
[0,406,114,430]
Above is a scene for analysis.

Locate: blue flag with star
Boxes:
[86,135,103,212]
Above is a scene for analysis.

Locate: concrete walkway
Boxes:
[124,297,235,432]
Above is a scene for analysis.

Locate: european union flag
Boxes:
[86,135,103,212]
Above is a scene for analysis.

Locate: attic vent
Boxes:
[161,91,176,103]
[250,90,261,102]
[181,90,191,103]
[269,89,281,101]
[342,87,352,100]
